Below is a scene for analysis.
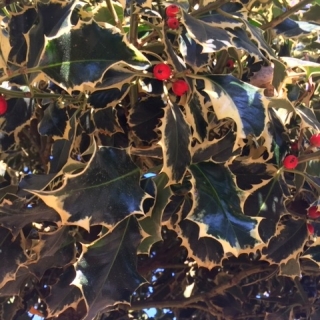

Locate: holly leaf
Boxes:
[199,75,268,139]
[0,200,60,237]
[27,227,76,279]
[186,91,208,142]
[73,216,146,320]
[138,174,172,254]
[129,97,165,143]
[28,146,148,230]
[192,130,240,163]
[45,266,82,317]
[159,104,191,184]
[38,20,149,92]
[301,237,320,268]
[179,162,262,268]
[0,267,32,297]
[262,217,308,264]
[243,176,288,242]
[0,227,27,289]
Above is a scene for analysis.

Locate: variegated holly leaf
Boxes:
[192,130,240,163]
[0,227,27,289]
[179,162,262,268]
[138,174,172,254]
[262,217,308,264]
[0,200,60,237]
[243,175,289,242]
[274,19,320,38]
[8,8,37,65]
[185,91,208,142]
[180,11,264,60]
[73,216,146,320]
[45,266,82,317]
[279,258,301,278]
[0,267,32,297]
[38,102,68,138]
[159,104,191,184]
[198,75,268,139]
[229,161,277,191]
[301,237,320,268]
[26,0,77,69]
[27,227,76,279]
[28,147,148,230]
[38,20,149,92]
[129,97,165,143]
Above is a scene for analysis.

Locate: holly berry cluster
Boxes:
[165,4,180,29]
[282,133,320,170]
[153,63,189,96]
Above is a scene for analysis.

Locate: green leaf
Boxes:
[28,146,148,230]
[159,104,191,184]
[179,162,262,267]
[73,216,146,319]
[38,20,149,92]
[199,75,268,139]
[138,174,172,254]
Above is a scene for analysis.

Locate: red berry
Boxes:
[310,133,320,147]
[307,223,315,235]
[226,59,234,68]
[166,4,179,17]
[172,80,189,96]
[153,63,172,81]
[0,96,7,116]
[283,155,298,169]
[167,17,179,29]
[308,206,320,219]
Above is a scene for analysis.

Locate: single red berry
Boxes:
[307,223,315,235]
[283,155,298,169]
[166,4,179,17]
[172,80,189,96]
[308,206,320,219]
[310,133,320,147]
[291,142,299,151]
[153,63,172,81]
[167,17,179,29]
[226,59,234,68]
[0,96,7,116]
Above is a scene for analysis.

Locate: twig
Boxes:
[128,265,276,310]
[260,0,314,31]
[190,0,231,17]
[105,0,123,31]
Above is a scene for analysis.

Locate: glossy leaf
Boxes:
[159,104,191,184]
[73,216,146,320]
[29,147,148,230]
[199,75,268,139]
[38,21,149,91]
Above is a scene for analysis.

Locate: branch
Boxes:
[260,0,313,31]
[128,265,277,310]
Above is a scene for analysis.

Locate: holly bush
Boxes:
[1,0,320,319]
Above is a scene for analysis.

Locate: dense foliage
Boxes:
[1,0,320,319]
